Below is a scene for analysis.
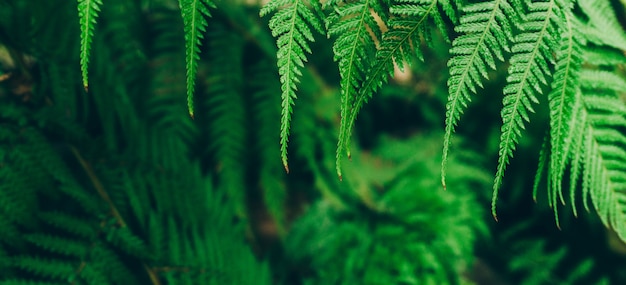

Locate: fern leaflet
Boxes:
[545,9,582,222]
[548,8,581,221]
[77,0,103,91]
[328,0,386,179]
[577,61,626,240]
[528,4,626,239]
[179,0,215,117]
[442,0,515,188]
[261,0,324,173]
[493,0,560,217]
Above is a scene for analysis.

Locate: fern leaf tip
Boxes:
[281,154,289,173]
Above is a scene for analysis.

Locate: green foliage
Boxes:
[577,0,626,50]
[260,0,324,172]
[3,0,626,284]
[543,9,581,225]
[77,0,102,90]
[346,0,454,181]
[442,0,516,189]
[0,1,273,283]
[530,3,626,240]
[325,0,387,178]
[180,0,215,116]
[494,0,560,217]
[201,21,248,220]
[286,134,489,285]
[269,0,626,245]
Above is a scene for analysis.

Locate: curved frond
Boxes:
[260,0,324,173]
[346,0,453,174]
[179,0,216,117]
[201,24,249,220]
[442,0,515,188]
[529,6,626,240]
[493,0,561,217]
[77,0,103,90]
[249,61,287,234]
[576,59,626,240]
[545,10,582,222]
[329,0,386,179]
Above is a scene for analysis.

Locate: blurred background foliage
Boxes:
[0,0,625,284]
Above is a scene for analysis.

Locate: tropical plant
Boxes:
[257,0,626,241]
[1,0,625,284]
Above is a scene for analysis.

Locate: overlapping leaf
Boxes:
[493,0,560,217]
[345,0,453,178]
[442,0,516,188]
[328,0,386,179]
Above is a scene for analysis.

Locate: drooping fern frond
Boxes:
[77,0,103,90]
[344,0,453,174]
[543,9,582,223]
[575,63,626,241]
[492,0,561,218]
[260,0,325,173]
[201,23,249,221]
[327,0,387,179]
[442,0,516,188]
[249,61,288,235]
[179,0,215,117]
[529,1,626,241]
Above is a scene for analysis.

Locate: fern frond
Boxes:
[442,0,515,188]
[345,0,452,171]
[77,0,103,90]
[578,63,626,240]
[39,212,97,240]
[179,0,215,117]
[329,0,386,179]
[25,235,88,258]
[545,10,581,222]
[200,23,249,220]
[535,9,626,238]
[260,0,324,173]
[250,61,287,234]
[13,257,76,280]
[493,0,561,217]
[577,0,626,50]
[542,35,626,240]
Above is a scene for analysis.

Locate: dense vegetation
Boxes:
[0,0,625,284]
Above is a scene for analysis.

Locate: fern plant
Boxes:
[259,0,626,243]
[3,0,626,283]
[1,1,275,283]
